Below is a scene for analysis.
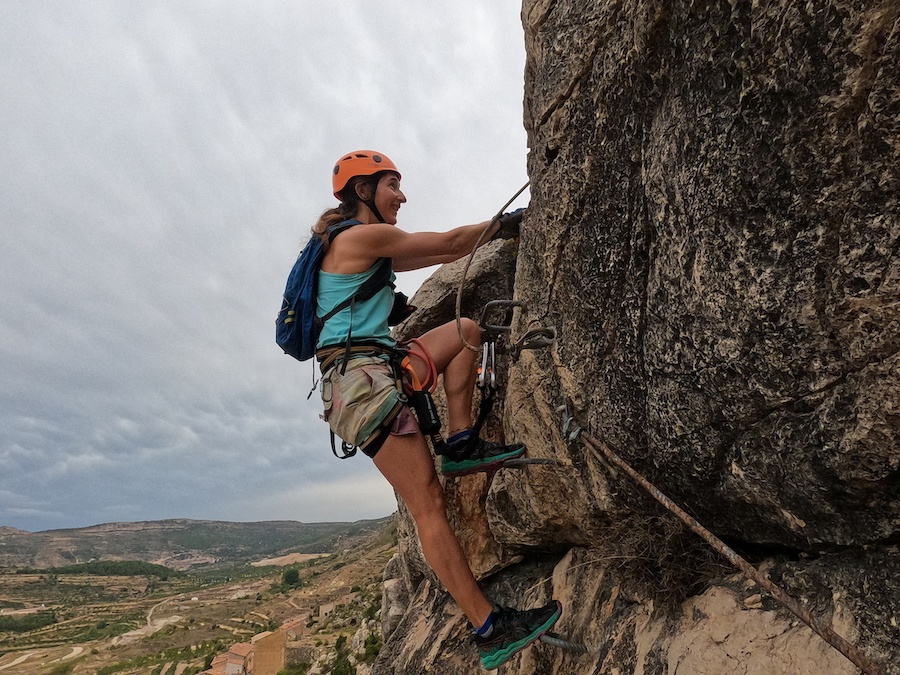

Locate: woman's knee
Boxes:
[416,320,480,375]
[405,477,447,522]
[458,317,481,345]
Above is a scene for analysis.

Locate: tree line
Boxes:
[15,560,183,578]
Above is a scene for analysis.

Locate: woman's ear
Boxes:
[354,180,374,201]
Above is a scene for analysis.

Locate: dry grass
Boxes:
[597,508,731,609]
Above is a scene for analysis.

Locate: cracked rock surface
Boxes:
[373,1,899,673]
[519,0,899,550]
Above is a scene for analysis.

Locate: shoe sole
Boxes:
[480,600,562,670]
[441,446,525,477]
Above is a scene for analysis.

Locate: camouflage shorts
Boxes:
[320,355,405,453]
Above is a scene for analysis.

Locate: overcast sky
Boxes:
[0,1,530,532]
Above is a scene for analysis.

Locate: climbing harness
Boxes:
[316,343,407,460]
[315,339,441,460]
[557,398,887,675]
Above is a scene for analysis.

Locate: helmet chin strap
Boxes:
[356,177,386,223]
[362,198,386,224]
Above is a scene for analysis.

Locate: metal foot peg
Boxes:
[497,457,561,469]
[540,631,598,654]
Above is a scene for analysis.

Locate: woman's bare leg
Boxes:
[373,430,493,627]
[412,318,482,434]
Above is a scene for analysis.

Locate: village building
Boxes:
[202,614,311,674]
[318,602,336,621]
[282,612,311,639]
[250,630,285,675]
[202,641,253,675]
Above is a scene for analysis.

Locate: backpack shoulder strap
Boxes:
[318,220,394,324]
[318,257,393,325]
[326,219,363,244]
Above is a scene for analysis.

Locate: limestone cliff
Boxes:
[374,1,899,673]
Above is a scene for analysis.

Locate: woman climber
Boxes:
[311,150,561,669]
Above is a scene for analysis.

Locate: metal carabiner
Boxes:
[489,341,496,389]
[477,340,497,393]
[477,342,490,389]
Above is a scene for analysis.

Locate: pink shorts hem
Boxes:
[390,405,419,436]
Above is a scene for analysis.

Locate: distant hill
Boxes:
[0,518,392,570]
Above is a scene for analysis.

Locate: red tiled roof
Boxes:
[229,642,253,658]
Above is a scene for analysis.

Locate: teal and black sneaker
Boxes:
[440,436,525,477]
[471,600,563,670]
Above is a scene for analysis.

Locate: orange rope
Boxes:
[399,338,438,393]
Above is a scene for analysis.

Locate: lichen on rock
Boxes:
[373,1,899,673]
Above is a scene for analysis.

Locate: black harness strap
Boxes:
[317,220,395,374]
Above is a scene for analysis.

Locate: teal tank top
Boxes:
[316,263,397,349]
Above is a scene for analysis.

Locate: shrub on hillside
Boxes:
[0,611,57,632]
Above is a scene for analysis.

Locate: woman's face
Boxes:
[374,173,406,224]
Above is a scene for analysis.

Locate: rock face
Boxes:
[374,1,899,673]
[520,0,899,550]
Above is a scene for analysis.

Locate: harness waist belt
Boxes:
[316,342,400,374]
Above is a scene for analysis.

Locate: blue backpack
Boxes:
[276,220,394,361]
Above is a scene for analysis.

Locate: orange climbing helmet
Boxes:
[332,150,400,200]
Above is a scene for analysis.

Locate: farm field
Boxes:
[0,520,397,674]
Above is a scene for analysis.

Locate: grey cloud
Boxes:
[1,0,528,532]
